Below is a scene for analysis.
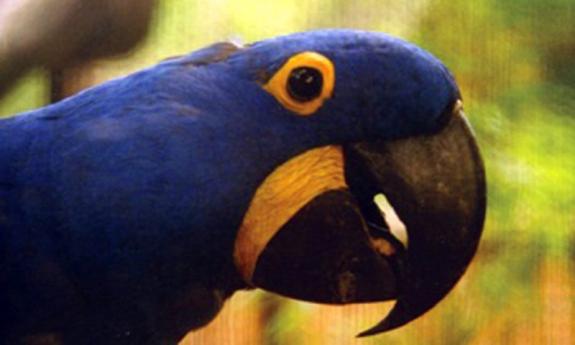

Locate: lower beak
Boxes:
[251,188,399,304]
[250,110,486,336]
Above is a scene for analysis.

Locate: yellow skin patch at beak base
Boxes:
[234,145,347,283]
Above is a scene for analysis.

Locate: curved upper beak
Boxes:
[239,107,486,336]
[347,109,486,336]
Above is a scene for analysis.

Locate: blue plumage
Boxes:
[0,29,461,343]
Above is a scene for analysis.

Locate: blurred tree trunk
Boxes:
[0,0,156,98]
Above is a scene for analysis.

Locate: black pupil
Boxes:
[287,67,323,102]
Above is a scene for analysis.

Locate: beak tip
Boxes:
[356,325,386,338]
[355,301,416,337]
[356,320,394,338]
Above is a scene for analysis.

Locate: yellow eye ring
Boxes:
[263,52,335,116]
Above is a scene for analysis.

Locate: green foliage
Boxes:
[0,69,47,117]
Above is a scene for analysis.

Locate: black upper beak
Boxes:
[249,109,486,336]
[346,110,486,336]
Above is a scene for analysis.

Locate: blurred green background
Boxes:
[1,0,573,344]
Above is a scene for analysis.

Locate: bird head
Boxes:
[211,30,487,336]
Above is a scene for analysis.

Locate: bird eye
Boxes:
[287,67,323,102]
[263,52,335,116]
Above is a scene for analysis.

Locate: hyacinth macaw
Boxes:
[0,30,486,344]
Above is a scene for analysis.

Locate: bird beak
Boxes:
[346,109,486,335]
[238,108,486,336]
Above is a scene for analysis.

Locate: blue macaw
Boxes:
[0,30,486,344]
